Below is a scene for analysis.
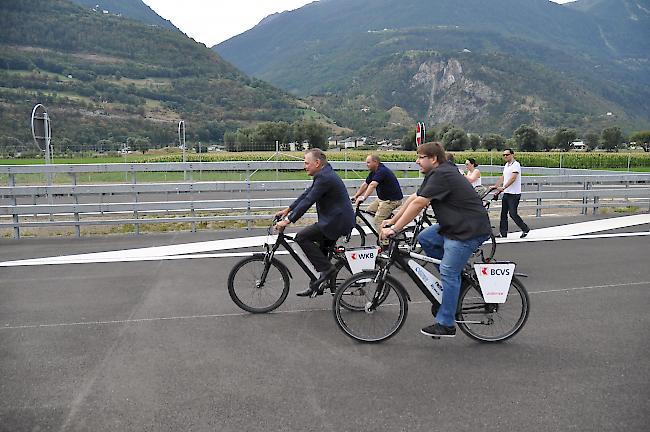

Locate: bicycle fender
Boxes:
[251,253,293,279]
[515,272,528,278]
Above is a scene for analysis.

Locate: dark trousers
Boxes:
[294,224,336,272]
[500,193,529,236]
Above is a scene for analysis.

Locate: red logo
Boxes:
[351,253,357,260]
[481,267,488,276]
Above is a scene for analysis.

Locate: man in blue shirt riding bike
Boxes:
[275,149,355,297]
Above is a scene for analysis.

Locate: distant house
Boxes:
[341,137,367,149]
[571,141,587,151]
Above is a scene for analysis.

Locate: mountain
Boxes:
[69,0,180,32]
[215,0,650,135]
[0,0,323,152]
[566,0,650,56]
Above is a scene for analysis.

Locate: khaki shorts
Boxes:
[366,198,403,233]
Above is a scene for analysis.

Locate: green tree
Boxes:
[468,133,480,151]
[442,127,469,151]
[552,128,577,152]
[127,136,151,154]
[482,133,505,151]
[601,126,624,152]
[302,121,328,150]
[513,124,540,151]
[401,131,416,151]
[583,132,599,152]
[629,130,650,152]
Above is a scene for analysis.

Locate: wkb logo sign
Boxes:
[474,263,516,303]
[345,247,379,274]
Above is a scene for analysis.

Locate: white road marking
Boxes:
[2,280,647,331]
[1,214,648,267]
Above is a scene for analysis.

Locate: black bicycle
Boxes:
[332,229,530,343]
[228,218,374,313]
[351,191,497,264]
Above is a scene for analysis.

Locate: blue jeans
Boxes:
[417,224,490,327]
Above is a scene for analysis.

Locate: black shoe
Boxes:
[296,287,316,297]
[297,267,335,297]
[520,230,530,238]
[420,323,456,338]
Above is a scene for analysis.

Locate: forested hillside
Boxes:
[0,0,323,154]
[69,0,179,32]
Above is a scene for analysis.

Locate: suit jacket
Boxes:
[288,164,355,240]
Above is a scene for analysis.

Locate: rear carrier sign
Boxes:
[474,263,516,303]
[345,247,379,274]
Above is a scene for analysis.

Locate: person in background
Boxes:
[446,153,463,173]
[490,149,530,238]
[464,157,481,187]
[352,154,403,237]
[275,149,355,296]
[464,157,487,195]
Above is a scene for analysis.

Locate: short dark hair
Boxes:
[305,148,328,164]
[503,148,514,155]
[417,141,447,163]
[467,157,478,167]
[368,154,381,163]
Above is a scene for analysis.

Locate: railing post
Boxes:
[536,182,542,218]
[582,181,591,215]
[190,181,196,233]
[9,173,20,239]
[246,163,251,231]
[132,170,139,235]
[70,172,81,237]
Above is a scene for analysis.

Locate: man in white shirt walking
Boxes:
[490,149,530,238]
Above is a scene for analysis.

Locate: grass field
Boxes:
[1,150,649,186]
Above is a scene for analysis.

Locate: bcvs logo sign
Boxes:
[481,266,511,276]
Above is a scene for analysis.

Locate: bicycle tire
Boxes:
[343,224,366,248]
[228,255,290,313]
[456,275,530,343]
[333,270,409,343]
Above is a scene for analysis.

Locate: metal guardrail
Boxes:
[1,162,649,238]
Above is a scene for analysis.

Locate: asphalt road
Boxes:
[1,214,649,431]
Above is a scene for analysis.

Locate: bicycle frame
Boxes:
[264,231,320,282]
[377,240,447,307]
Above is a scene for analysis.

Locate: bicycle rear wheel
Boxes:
[333,271,409,343]
[342,224,366,248]
[456,276,529,342]
[228,255,290,313]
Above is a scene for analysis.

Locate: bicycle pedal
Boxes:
[430,336,441,340]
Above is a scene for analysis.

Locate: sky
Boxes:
[142,0,577,47]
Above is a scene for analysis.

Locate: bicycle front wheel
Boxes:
[456,276,530,342]
[333,271,409,343]
[228,255,290,313]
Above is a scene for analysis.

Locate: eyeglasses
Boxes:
[502,153,511,156]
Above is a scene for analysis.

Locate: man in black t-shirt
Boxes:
[352,154,403,235]
[380,142,491,338]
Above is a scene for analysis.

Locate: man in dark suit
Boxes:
[275,148,355,296]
